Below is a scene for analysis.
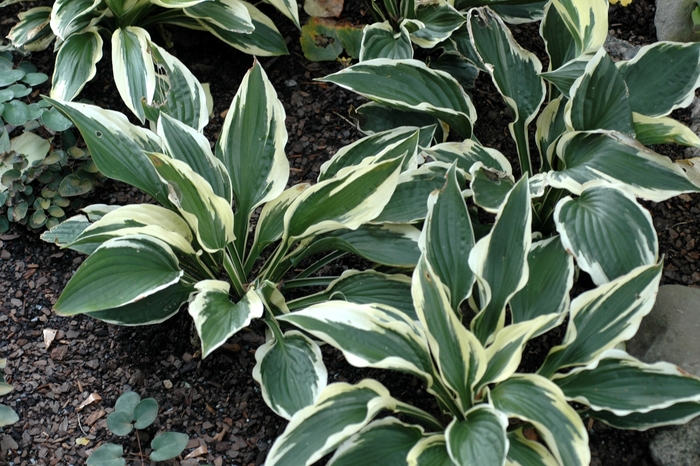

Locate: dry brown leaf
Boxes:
[84,409,106,426]
[184,445,208,459]
[76,393,102,412]
[43,329,58,349]
[213,426,228,442]
[304,0,344,17]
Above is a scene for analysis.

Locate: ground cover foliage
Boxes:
[2,0,700,464]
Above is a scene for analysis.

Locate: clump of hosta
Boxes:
[87,391,188,465]
[0,359,18,428]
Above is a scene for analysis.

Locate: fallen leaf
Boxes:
[184,445,208,459]
[43,329,58,349]
[304,0,344,17]
[523,427,539,441]
[213,426,228,442]
[84,409,105,426]
[75,437,90,446]
[76,393,102,412]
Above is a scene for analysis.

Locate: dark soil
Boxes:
[0,1,697,465]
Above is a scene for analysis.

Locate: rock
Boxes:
[649,418,700,466]
[655,0,697,42]
[626,285,700,376]
[604,35,640,61]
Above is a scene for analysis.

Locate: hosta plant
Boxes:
[87,391,189,465]
[6,0,294,122]
[0,358,18,428]
[264,168,700,465]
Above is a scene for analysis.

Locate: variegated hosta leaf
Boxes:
[468,7,545,174]
[469,176,531,345]
[319,126,429,182]
[40,205,119,253]
[150,0,204,7]
[555,184,657,285]
[321,59,477,139]
[8,7,55,52]
[103,0,142,17]
[540,0,577,72]
[146,43,210,131]
[445,405,508,466]
[489,2,547,24]
[413,256,487,410]
[554,349,700,417]
[410,1,465,49]
[264,0,299,28]
[147,152,235,253]
[157,114,231,202]
[253,329,326,420]
[295,223,421,269]
[50,0,102,40]
[112,27,156,123]
[423,140,512,176]
[549,0,607,56]
[549,130,699,202]
[633,112,700,148]
[194,1,289,56]
[535,96,567,171]
[280,302,433,383]
[54,235,183,315]
[183,0,253,34]
[491,374,590,466]
[618,41,700,118]
[256,280,290,317]
[565,49,634,135]
[420,164,475,311]
[189,281,263,358]
[266,380,397,466]
[470,163,515,214]
[360,21,414,61]
[539,54,590,98]
[406,435,452,466]
[538,263,662,378]
[506,427,559,466]
[215,60,288,250]
[509,236,573,336]
[43,99,169,206]
[283,157,403,242]
[50,28,102,101]
[328,417,425,465]
[351,102,444,138]
[582,402,700,431]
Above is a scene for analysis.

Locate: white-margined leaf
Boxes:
[582,402,700,431]
[264,0,299,28]
[150,0,204,7]
[554,349,700,416]
[555,184,657,285]
[540,54,590,98]
[491,374,590,466]
[157,114,231,201]
[549,0,607,56]
[539,263,662,378]
[618,41,700,118]
[633,112,700,148]
[184,0,253,33]
[50,28,102,101]
[446,405,508,466]
[534,96,567,171]
[506,427,559,466]
[54,235,183,315]
[351,102,444,138]
[490,1,547,24]
[410,1,465,48]
[8,7,55,52]
[50,0,102,40]
[540,1,577,72]
[189,281,263,358]
[469,176,531,345]
[112,27,155,123]
[253,330,326,420]
[147,152,235,253]
[360,21,413,61]
[470,163,516,213]
[406,435,452,466]
[413,256,486,411]
[420,164,475,311]
[329,417,425,465]
[321,59,477,139]
[468,7,545,174]
[423,139,512,176]
[549,130,699,202]
[565,48,634,135]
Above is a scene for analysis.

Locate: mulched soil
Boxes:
[1,0,698,465]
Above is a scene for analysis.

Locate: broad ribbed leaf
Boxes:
[618,41,700,117]
[509,236,573,334]
[491,374,590,466]
[112,27,155,122]
[469,176,531,345]
[549,130,699,202]
[8,7,55,52]
[51,28,102,101]
[446,405,508,466]
[420,164,475,311]
[540,55,589,98]
[216,61,288,250]
[253,330,326,420]
[189,281,264,358]
[54,235,183,315]
[360,22,413,61]
[158,114,231,201]
[565,49,633,135]
[50,0,101,39]
[150,0,204,7]
[351,102,442,137]
[184,0,253,34]
[413,256,486,410]
[410,1,465,49]
[265,0,299,28]
[470,164,515,213]
[266,380,396,466]
[506,428,559,466]
[329,418,425,465]
[549,0,607,55]
[633,112,700,148]
[584,402,700,431]
[555,184,657,285]
[490,2,547,23]
[554,349,700,415]
[424,140,511,175]
[540,1,577,72]
[280,302,433,383]
[321,59,477,138]
[147,152,235,253]
[535,96,566,171]
[539,263,662,377]
[406,435,452,466]
[468,7,545,174]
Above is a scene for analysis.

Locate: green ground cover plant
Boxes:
[0,358,18,428]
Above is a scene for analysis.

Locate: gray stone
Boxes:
[650,418,700,466]
[627,285,700,374]
[683,96,700,159]
[655,0,697,42]
[604,35,640,61]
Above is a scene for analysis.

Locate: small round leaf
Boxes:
[86,443,125,466]
[3,100,29,126]
[0,89,14,103]
[58,174,93,197]
[40,107,73,132]
[22,72,48,86]
[8,84,30,98]
[114,391,140,414]
[29,209,47,228]
[10,201,28,222]
[0,69,25,87]
[47,204,65,218]
[106,410,134,436]
[149,432,189,461]
[0,57,12,72]
[132,398,158,429]
[18,62,37,74]
[0,404,18,427]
